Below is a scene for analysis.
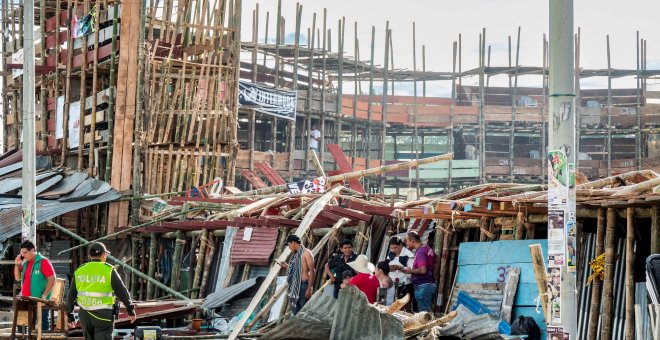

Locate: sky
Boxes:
[239,0,660,97]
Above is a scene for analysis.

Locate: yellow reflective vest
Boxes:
[74,262,114,311]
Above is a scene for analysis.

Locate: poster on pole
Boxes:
[547,267,562,324]
[547,150,569,207]
[548,209,566,267]
[548,326,569,339]
[238,80,297,120]
[566,220,576,272]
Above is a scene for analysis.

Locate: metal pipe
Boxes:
[47,220,192,302]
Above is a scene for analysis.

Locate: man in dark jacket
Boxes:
[65,242,137,340]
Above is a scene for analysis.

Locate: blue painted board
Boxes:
[458,263,542,285]
[458,240,548,266]
[456,240,549,339]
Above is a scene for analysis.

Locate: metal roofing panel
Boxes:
[38,172,88,198]
[202,277,261,309]
[330,286,404,340]
[0,190,121,242]
[63,178,96,199]
[266,289,337,339]
[230,227,278,265]
[0,178,23,194]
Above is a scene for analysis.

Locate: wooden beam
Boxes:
[529,244,549,322]
[327,144,366,193]
[500,267,520,323]
[227,185,344,340]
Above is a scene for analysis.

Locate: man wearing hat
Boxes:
[347,254,380,303]
[278,235,315,315]
[65,242,137,340]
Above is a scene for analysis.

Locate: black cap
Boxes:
[285,234,301,245]
[89,242,110,257]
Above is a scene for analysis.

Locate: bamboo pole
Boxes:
[515,211,525,240]
[379,22,390,194]
[601,208,616,340]
[171,230,185,291]
[587,208,605,340]
[612,177,660,196]
[191,229,209,299]
[576,170,658,190]
[231,153,453,197]
[146,233,159,299]
[625,207,635,340]
[77,0,89,170]
[199,233,216,299]
[130,237,139,297]
[47,221,192,302]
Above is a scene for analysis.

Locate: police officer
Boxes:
[65,242,137,340]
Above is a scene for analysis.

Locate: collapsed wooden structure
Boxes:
[96,166,659,339]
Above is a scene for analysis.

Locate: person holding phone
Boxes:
[14,240,57,330]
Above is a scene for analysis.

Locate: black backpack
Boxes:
[510,316,541,340]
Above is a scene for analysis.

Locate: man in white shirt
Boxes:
[386,235,416,311]
[309,124,321,153]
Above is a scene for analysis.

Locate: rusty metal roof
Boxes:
[230,227,279,265]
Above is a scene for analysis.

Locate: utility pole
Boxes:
[22,0,37,243]
[547,0,577,338]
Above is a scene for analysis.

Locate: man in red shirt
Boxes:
[14,241,56,330]
[347,254,380,303]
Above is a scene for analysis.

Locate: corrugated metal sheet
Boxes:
[267,292,336,340]
[202,277,261,309]
[330,286,404,340]
[636,282,653,340]
[577,233,628,340]
[0,176,121,242]
[39,172,88,198]
[0,178,23,193]
[267,286,404,340]
[230,227,278,265]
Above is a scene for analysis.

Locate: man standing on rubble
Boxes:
[66,242,137,340]
[325,239,358,299]
[402,232,437,312]
[279,235,315,315]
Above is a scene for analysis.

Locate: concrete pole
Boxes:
[549,0,577,337]
[22,0,36,243]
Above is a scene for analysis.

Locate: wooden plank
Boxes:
[227,186,344,340]
[254,161,286,186]
[327,144,366,194]
[529,244,549,323]
[500,267,520,323]
[240,169,267,189]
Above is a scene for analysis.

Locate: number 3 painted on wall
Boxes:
[497,266,511,282]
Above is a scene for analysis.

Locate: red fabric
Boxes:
[349,273,381,303]
[21,258,55,297]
